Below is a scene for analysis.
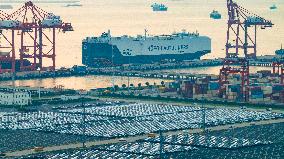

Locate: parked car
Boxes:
[118,138,127,142]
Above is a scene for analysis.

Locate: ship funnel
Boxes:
[107,29,111,37]
[144,29,148,40]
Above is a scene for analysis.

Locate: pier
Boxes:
[0,58,278,81]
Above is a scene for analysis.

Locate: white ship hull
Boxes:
[82,31,211,66]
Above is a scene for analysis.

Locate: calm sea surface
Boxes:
[0,66,273,90]
[0,75,171,90]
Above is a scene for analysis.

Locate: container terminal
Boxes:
[0,0,284,158]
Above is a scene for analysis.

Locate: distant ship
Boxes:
[210,10,221,19]
[151,3,168,11]
[64,3,82,7]
[82,30,211,67]
[270,4,277,10]
[275,45,284,56]
[0,5,13,9]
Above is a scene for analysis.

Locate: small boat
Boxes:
[151,3,168,11]
[0,5,13,10]
[275,44,284,56]
[64,3,82,7]
[270,4,277,10]
[210,10,221,19]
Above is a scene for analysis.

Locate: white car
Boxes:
[118,138,127,142]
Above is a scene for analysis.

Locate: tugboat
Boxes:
[275,44,284,56]
[151,3,168,11]
[270,4,277,10]
[210,10,221,19]
[64,3,83,7]
[0,5,13,9]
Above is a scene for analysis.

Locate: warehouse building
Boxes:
[0,91,31,106]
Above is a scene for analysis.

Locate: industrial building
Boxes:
[60,95,80,101]
[0,91,31,106]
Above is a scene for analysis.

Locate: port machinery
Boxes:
[219,0,273,102]
[0,10,15,74]
[272,59,284,84]
[0,1,73,73]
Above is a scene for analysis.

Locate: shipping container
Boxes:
[194,84,208,94]
[251,94,263,99]
[257,70,271,77]
[209,82,220,90]
[272,84,284,93]
[227,84,241,93]
[249,86,263,96]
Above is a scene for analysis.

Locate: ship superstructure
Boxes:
[210,10,221,19]
[151,3,168,11]
[82,30,211,67]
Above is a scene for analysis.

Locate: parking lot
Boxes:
[1,102,284,157]
[18,122,284,159]
[1,103,283,139]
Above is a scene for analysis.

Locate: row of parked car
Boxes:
[144,133,272,149]
[0,103,283,138]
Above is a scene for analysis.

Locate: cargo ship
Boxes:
[64,3,82,7]
[82,30,211,67]
[275,45,284,56]
[270,4,277,10]
[151,3,168,11]
[0,5,13,9]
[210,10,221,19]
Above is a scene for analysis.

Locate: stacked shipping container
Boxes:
[162,73,284,103]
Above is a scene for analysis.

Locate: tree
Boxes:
[138,83,142,88]
[145,82,150,87]
[122,84,126,88]
[114,85,119,91]
[130,83,134,87]
[161,81,165,86]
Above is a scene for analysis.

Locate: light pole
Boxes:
[37,68,41,99]
[202,97,206,132]
[79,89,87,148]
[201,84,206,132]
[148,121,164,159]
[159,130,164,159]
[127,55,130,94]
[110,36,115,92]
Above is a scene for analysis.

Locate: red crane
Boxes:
[0,10,16,73]
[9,1,73,71]
[225,0,272,59]
[0,1,73,73]
[219,0,273,102]
[271,45,284,84]
[272,58,284,84]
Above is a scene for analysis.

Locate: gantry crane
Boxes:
[0,10,16,73]
[271,44,284,84]
[8,1,73,71]
[219,0,273,102]
[272,61,284,84]
[0,1,73,73]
